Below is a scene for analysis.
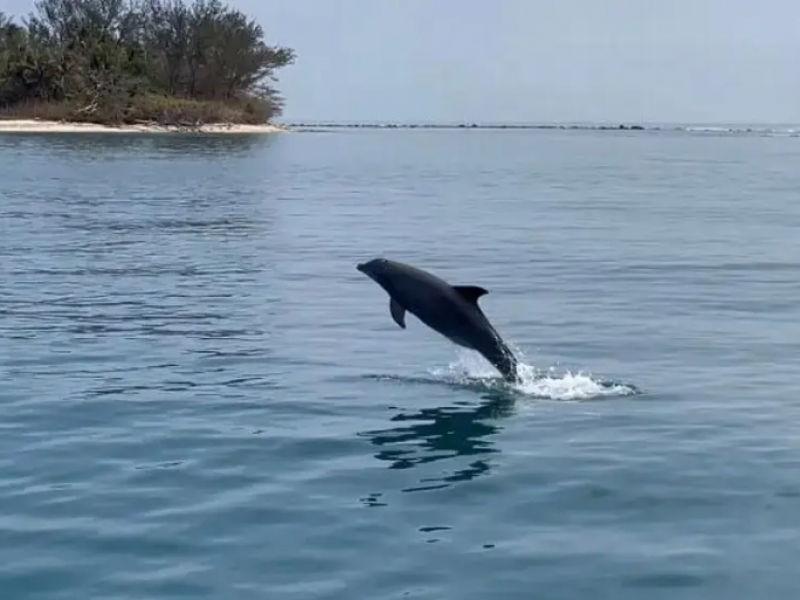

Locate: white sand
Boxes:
[0,119,288,134]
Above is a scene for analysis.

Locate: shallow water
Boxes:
[1,128,800,598]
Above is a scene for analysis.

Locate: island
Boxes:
[0,0,295,133]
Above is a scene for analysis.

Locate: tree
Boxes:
[0,0,295,125]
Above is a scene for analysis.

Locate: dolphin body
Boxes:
[356,258,520,382]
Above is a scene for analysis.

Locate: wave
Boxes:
[363,348,639,402]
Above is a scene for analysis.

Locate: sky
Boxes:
[1,0,798,124]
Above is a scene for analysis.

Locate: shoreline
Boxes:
[0,119,290,134]
[1,119,795,137]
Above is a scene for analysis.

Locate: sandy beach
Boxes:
[0,119,289,134]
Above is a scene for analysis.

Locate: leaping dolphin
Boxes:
[356,258,520,382]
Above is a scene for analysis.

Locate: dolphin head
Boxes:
[356,258,400,294]
[356,257,390,280]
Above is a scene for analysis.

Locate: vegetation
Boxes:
[0,0,295,127]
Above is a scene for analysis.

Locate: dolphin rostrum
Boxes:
[356,258,520,382]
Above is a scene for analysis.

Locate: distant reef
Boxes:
[286,122,649,131]
[284,122,798,136]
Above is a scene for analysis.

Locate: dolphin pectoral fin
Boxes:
[389,298,407,329]
[453,285,489,304]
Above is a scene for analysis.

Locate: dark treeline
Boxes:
[0,0,295,126]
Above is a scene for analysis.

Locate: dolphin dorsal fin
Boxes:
[453,285,489,304]
[390,298,406,329]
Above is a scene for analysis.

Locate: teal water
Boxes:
[1,128,799,599]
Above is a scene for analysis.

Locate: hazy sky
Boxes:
[2,0,798,124]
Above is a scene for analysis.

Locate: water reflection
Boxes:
[359,389,516,496]
[0,130,273,161]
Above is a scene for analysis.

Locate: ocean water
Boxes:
[1,126,800,599]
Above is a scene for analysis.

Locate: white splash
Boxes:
[428,348,637,401]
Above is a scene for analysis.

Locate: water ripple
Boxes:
[2,129,800,598]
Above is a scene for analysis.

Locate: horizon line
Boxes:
[278,118,800,126]
[278,120,800,130]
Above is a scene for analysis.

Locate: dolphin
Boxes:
[356,258,521,382]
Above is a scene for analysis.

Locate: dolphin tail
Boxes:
[483,340,521,383]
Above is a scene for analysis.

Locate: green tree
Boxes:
[0,0,295,126]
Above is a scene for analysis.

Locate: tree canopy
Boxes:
[0,0,295,126]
